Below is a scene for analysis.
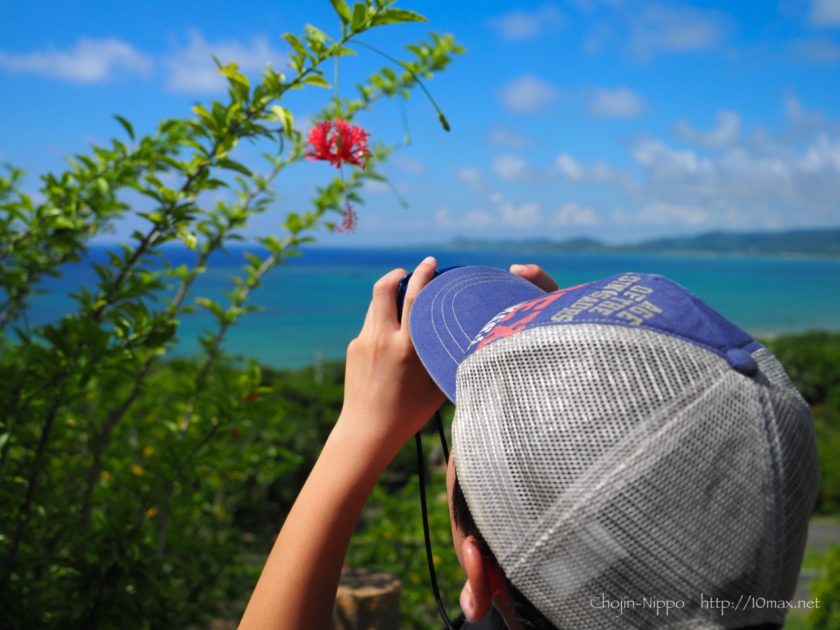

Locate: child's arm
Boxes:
[240,257,444,630]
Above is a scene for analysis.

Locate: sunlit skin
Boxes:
[240,261,557,630]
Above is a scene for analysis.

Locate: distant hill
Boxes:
[438,228,840,257]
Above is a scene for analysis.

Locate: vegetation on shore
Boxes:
[438,227,840,257]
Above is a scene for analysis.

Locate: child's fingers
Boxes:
[370,268,406,332]
[509,263,559,292]
[400,256,437,333]
[361,300,374,332]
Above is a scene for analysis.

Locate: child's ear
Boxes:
[459,535,493,621]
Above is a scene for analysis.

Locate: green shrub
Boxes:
[808,546,840,629]
[765,332,840,514]
[765,332,840,407]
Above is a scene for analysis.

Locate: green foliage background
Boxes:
[762,333,840,629]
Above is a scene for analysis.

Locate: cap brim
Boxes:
[409,266,546,402]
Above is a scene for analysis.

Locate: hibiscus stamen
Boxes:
[306,119,371,169]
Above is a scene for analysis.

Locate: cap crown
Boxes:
[447,274,819,629]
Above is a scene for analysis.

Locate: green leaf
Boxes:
[284,212,303,233]
[192,104,215,127]
[302,73,331,89]
[195,297,224,319]
[217,158,252,177]
[113,115,135,140]
[351,3,369,31]
[218,62,250,91]
[371,8,428,26]
[244,252,263,268]
[178,228,197,250]
[270,105,294,135]
[329,0,352,25]
[304,24,329,47]
[438,112,451,132]
[282,33,309,60]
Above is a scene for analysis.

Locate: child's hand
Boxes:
[337,256,445,463]
[336,260,559,465]
[509,263,559,292]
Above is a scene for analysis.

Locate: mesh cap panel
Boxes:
[452,324,818,629]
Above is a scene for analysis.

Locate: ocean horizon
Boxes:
[27,245,840,368]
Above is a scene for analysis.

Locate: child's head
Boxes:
[410,267,819,629]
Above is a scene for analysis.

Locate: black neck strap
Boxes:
[416,409,455,629]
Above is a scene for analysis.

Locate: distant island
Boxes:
[434,228,840,258]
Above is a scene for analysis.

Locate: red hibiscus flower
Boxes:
[306,119,371,169]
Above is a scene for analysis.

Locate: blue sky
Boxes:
[2,0,840,245]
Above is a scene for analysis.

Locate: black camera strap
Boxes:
[416,409,456,629]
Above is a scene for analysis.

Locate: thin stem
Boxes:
[156,249,280,555]
[4,398,62,577]
[352,40,451,132]
[78,161,286,533]
[399,98,412,146]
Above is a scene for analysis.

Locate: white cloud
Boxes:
[500,74,559,113]
[811,0,840,26]
[673,110,741,147]
[638,201,709,226]
[394,155,427,174]
[487,126,533,147]
[463,210,495,229]
[555,153,585,181]
[555,153,624,187]
[434,207,453,227]
[164,30,286,93]
[435,207,494,229]
[629,3,728,58]
[783,95,835,140]
[553,202,600,226]
[493,154,529,180]
[501,201,541,227]
[361,179,391,194]
[455,166,485,191]
[587,87,644,118]
[489,194,542,228]
[627,129,840,227]
[791,38,840,63]
[799,134,840,172]
[0,37,151,83]
[459,98,840,233]
[487,4,566,40]
[632,138,708,175]
[577,1,728,60]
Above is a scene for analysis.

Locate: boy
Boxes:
[241,258,818,629]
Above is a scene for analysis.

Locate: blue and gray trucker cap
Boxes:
[409,266,819,629]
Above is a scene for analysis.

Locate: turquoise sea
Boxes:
[28,246,840,368]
